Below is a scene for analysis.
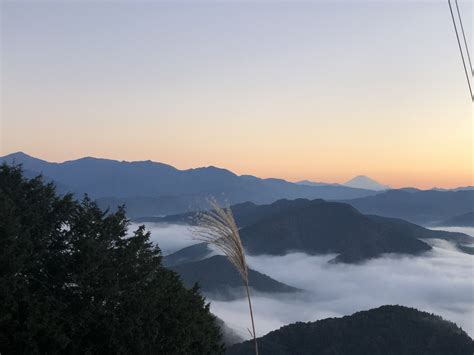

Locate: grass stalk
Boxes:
[192,199,259,355]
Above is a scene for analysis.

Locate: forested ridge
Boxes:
[228,305,474,355]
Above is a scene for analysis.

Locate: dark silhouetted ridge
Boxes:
[170,255,299,300]
[227,305,473,355]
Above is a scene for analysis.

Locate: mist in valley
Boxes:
[141,223,474,339]
[132,223,201,256]
[430,226,474,240]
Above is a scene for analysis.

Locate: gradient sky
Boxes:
[1,0,472,188]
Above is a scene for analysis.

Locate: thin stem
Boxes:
[245,281,259,355]
[192,200,259,354]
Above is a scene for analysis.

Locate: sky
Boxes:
[1,0,472,188]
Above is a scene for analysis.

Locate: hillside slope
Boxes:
[170,255,299,300]
[158,199,471,263]
[238,200,434,263]
[227,305,473,355]
[344,189,474,225]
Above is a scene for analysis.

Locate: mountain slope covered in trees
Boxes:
[171,255,299,300]
[227,305,474,355]
[138,198,316,227]
[238,200,434,263]
[159,199,469,263]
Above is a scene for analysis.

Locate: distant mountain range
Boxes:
[227,305,474,354]
[2,152,472,224]
[0,152,379,217]
[128,189,474,228]
[343,175,391,191]
[297,175,390,191]
[170,255,299,300]
[296,180,339,187]
[437,211,474,227]
[159,199,472,264]
[139,199,322,227]
[343,189,474,225]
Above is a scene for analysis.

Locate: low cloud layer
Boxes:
[431,226,474,239]
[130,223,200,256]
[139,222,474,339]
[211,242,474,339]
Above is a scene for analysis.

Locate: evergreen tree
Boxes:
[0,164,223,354]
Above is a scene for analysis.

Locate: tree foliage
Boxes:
[0,164,223,354]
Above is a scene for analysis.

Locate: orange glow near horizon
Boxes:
[1,145,471,190]
[1,1,472,190]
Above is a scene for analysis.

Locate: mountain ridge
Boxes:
[238,200,434,263]
[227,305,474,354]
[344,189,474,225]
[437,211,474,227]
[170,255,300,300]
[153,198,471,264]
[0,152,378,217]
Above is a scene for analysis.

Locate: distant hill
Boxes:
[227,305,474,355]
[139,199,318,227]
[159,199,470,264]
[170,255,299,300]
[453,186,474,191]
[154,199,472,265]
[0,152,378,217]
[238,200,437,263]
[344,175,390,191]
[365,215,472,245]
[437,211,474,227]
[344,189,474,225]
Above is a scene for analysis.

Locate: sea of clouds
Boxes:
[134,223,474,339]
[130,223,201,256]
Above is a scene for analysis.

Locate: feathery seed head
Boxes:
[191,199,248,282]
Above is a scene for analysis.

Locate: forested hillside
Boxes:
[228,305,474,355]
